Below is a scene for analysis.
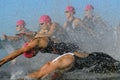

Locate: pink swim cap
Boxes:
[65,6,75,14]
[39,15,51,23]
[16,20,25,26]
[85,4,94,11]
[22,43,35,58]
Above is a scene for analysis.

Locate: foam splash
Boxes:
[1,16,120,80]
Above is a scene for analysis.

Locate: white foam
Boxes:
[10,70,27,80]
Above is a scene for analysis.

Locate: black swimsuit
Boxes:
[40,38,80,55]
[74,52,120,73]
[34,38,120,73]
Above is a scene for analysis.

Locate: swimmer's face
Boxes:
[85,9,93,17]
[16,25,24,32]
[39,23,47,29]
[65,11,73,19]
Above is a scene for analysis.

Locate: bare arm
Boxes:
[0,39,39,66]
[35,23,56,38]
[7,36,20,40]
[63,22,68,29]
[2,34,21,41]
[20,31,36,37]
[76,19,95,36]
[16,33,35,41]
[73,18,82,28]
[46,23,56,37]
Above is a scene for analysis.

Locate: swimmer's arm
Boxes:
[63,22,68,29]
[0,39,39,66]
[2,34,21,41]
[6,35,21,40]
[47,23,56,37]
[20,31,37,36]
[78,20,95,36]
[36,23,56,37]
[73,19,82,28]
[82,16,87,22]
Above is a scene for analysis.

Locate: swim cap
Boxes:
[22,43,35,58]
[39,15,51,23]
[85,4,94,11]
[16,20,25,26]
[65,6,75,14]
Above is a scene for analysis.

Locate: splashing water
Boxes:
[1,16,120,80]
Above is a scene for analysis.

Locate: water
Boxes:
[1,52,120,80]
[1,20,120,80]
